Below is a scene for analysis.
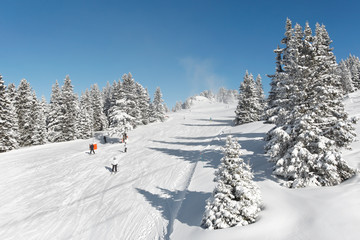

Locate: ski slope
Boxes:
[1,95,360,240]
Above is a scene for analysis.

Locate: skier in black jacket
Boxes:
[89,144,95,154]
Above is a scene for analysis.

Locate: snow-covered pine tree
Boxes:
[102,81,113,121]
[338,60,355,94]
[90,84,107,131]
[0,75,19,152]
[172,101,183,112]
[136,83,150,125]
[108,103,134,136]
[121,73,141,126]
[201,136,262,229]
[255,74,265,119]
[310,23,356,149]
[6,83,17,102]
[200,90,215,100]
[30,92,47,145]
[266,21,356,188]
[110,79,122,108]
[182,97,193,110]
[40,96,49,128]
[265,45,284,123]
[78,107,93,139]
[148,102,157,123]
[163,103,170,113]
[82,89,94,125]
[6,82,19,147]
[40,96,49,139]
[61,75,78,141]
[108,75,134,135]
[343,54,360,89]
[47,80,63,142]
[338,54,360,92]
[265,20,306,165]
[217,88,238,104]
[234,71,262,125]
[15,79,35,146]
[217,87,227,103]
[276,21,304,126]
[152,87,166,122]
[78,91,93,139]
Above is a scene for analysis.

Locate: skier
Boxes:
[103,136,107,143]
[89,143,95,154]
[124,138,128,153]
[111,156,119,173]
[122,132,128,142]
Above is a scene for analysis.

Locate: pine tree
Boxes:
[102,81,113,121]
[255,74,265,119]
[110,80,122,110]
[217,87,228,103]
[108,75,134,135]
[338,60,355,94]
[266,20,356,188]
[30,92,47,145]
[78,92,93,139]
[152,87,166,122]
[40,97,49,141]
[6,82,20,147]
[339,54,360,92]
[108,103,134,136]
[275,20,303,126]
[136,83,150,125]
[182,97,193,110]
[343,54,360,88]
[234,71,262,125]
[265,45,284,123]
[61,75,78,141]
[201,136,262,229]
[200,90,215,100]
[47,80,64,142]
[172,101,183,112]
[15,79,35,146]
[90,84,107,131]
[0,75,19,152]
[108,74,135,134]
[122,73,141,126]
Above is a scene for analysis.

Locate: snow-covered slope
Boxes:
[1,93,359,240]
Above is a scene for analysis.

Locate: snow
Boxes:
[1,93,360,239]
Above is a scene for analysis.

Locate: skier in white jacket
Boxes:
[111,156,119,173]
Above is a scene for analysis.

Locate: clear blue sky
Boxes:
[1,0,360,108]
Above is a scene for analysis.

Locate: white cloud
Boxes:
[179,57,225,95]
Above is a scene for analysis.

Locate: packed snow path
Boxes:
[0,98,235,239]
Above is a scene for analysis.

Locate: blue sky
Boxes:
[1,0,360,108]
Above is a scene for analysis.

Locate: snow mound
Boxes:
[193,96,211,102]
[189,96,215,109]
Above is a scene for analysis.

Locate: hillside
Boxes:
[0,95,359,240]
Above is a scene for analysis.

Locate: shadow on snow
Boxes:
[136,187,211,239]
[149,131,276,183]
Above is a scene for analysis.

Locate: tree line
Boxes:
[235,19,358,188]
[0,72,166,152]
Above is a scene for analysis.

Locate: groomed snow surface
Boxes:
[1,94,359,240]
